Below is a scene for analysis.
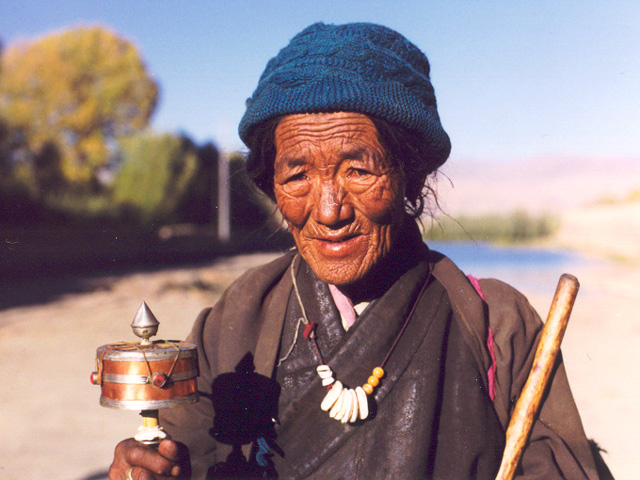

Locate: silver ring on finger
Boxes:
[125,467,135,480]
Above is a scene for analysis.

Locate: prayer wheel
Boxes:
[91,302,199,444]
[94,340,199,410]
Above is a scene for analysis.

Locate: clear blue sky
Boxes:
[1,1,638,160]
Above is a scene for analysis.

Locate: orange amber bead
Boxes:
[367,375,380,387]
[372,367,385,378]
[362,383,374,395]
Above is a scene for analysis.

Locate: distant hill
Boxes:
[437,156,640,214]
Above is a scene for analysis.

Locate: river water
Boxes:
[426,241,587,297]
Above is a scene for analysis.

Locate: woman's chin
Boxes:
[305,257,370,287]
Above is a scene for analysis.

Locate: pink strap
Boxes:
[467,275,497,401]
[328,284,357,329]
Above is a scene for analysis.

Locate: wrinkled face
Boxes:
[273,112,406,286]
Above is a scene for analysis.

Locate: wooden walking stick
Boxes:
[495,273,580,480]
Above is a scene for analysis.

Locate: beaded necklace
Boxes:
[284,254,431,424]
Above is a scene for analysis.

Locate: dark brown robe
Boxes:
[269,253,504,479]
[161,224,600,479]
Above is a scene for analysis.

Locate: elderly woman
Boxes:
[109,22,601,480]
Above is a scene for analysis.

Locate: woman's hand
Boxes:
[109,438,191,480]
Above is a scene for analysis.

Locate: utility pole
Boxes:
[217,152,230,243]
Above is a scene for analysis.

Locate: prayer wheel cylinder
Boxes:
[93,341,199,410]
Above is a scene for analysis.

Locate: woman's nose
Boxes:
[314,180,352,226]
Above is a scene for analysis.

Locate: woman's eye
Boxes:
[285,172,307,183]
[348,168,371,177]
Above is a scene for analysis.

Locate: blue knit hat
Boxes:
[238,22,451,171]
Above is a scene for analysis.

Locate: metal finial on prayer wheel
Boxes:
[91,302,199,446]
[131,301,159,344]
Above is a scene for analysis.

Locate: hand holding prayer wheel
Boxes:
[109,438,189,480]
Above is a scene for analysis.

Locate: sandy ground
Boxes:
[1,157,639,479]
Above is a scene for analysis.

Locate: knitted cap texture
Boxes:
[238,22,451,170]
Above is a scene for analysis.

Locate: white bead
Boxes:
[342,390,357,424]
[322,376,335,387]
[356,386,369,420]
[316,365,333,379]
[329,389,346,418]
[333,390,348,421]
[337,388,353,423]
[342,389,357,424]
[320,381,343,411]
[348,389,359,423]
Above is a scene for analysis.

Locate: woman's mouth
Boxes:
[314,234,364,257]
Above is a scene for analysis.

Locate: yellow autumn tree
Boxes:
[0,26,158,189]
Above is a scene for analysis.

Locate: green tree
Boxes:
[112,132,198,224]
[175,142,219,225]
[0,26,158,191]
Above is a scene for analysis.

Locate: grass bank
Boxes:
[424,210,560,244]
